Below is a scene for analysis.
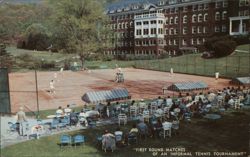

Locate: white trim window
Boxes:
[165,28,169,35]
[169,40,172,45]
[203,26,208,33]
[215,26,220,32]
[204,3,209,10]
[244,10,249,16]
[170,28,174,35]
[192,5,197,11]
[222,11,227,20]
[182,39,187,46]
[198,14,203,22]
[173,39,177,45]
[183,15,187,23]
[174,17,178,24]
[198,4,203,11]
[222,25,227,32]
[191,38,196,45]
[165,18,169,24]
[192,26,197,34]
[197,38,202,45]
[204,13,208,21]
[183,6,188,12]
[183,27,188,34]
[215,2,221,8]
[223,0,228,7]
[174,29,178,35]
[215,12,220,21]
[170,17,174,24]
[197,26,202,34]
[192,14,197,23]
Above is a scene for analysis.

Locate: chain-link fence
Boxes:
[134,54,250,78]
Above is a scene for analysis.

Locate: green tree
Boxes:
[0,43,14,68]
[50,0,112,66]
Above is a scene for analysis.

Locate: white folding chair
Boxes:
[130,105,138,118]
[162,122,172,138]
[138,102,147,114]
[118,114,127,126]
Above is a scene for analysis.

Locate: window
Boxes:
[164,17,168,25]
[244,10,249,16]
[198,14,203,22]
[130,22,133,27]
[174,29,178,35]
[170,28,174,35]
[243,23,247,32]
[192,5,197,11]
[143,21,149,25]
[136,22,142,25]
[239,0,249,6]
[183,27,188,34]
[222,11,227,20]
[158,20,163,24]
[173,39,177,45]
[197,26,202,34]
[239,11,244,16]
[151,28,157,34]
[174,17,178,24]
[183,15,187,23]
[204,13,208,21]
[191,38,196,45]
[136,29,142,35]
[192,26,197,34]
[192,14,197,23]
[223,0,228,7]
[158,28,163,34]
[183,6,188,12]
[215,2,221,8]
[170,8,175,14]
[215,26,220,32]
[165,28,169,35]
[143,29,149,35]
[198,4,203,11]
[222,25,227,32]
[203,26,208,33]
[151,20,157,24]
[169,40,172,45]
[170,17,174,24]
[158,1,165,5]
[215,12,220,21]
[197,38,202,45]
[204,3,209,10]
[182,39,187,45]
[175,7,179,13]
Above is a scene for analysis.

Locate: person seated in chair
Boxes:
[137,120,148,140]
[102,130,116,152]
[153,119,163,139]
[127,124,138,145]
[114,127,123,147]
[69,109,78,126]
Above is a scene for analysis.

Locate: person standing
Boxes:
[49,80,55,94]
[16,106,28,136]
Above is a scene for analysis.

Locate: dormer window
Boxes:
[158,1,165,6]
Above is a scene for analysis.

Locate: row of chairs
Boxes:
[60,134,85,148]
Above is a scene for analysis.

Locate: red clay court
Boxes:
[9,68,231,113]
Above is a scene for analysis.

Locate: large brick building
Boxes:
[105,0,250,57]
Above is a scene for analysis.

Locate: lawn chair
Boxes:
[7,122,18,135]
[73,135,85,148]
[128,132,138,145]
[129,105,138,118]
[162,122,172,139]
[60,135,71,148]
[118,113,127,126]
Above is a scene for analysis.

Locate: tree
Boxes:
[50,0,112,67]
[204,35,237,58]
[0,43,14,68]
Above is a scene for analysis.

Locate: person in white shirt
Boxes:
[56,106,63,116]
[49,80,55,94]
[166,96,173,107]
[114,127,123,144]
[64,104,72,116]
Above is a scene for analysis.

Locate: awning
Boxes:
[82,88,130,103]
[166,81,208,92]
[230,77,250,85]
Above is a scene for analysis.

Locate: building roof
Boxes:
[82,88,130,103]
[167,81,208,92]
[231,77,250,85]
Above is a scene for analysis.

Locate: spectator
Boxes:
[114,127,123,146]
[102,130,116,152]
[137,120,148,140]
[153,119,163,138]
[64,104,72,116]
[69,109,78,126]
[16,106,28,136]
[56,106,64,116]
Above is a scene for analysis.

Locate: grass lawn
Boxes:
[1,109,249,157]
[135,45,250,78]
[236,44,250,52]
